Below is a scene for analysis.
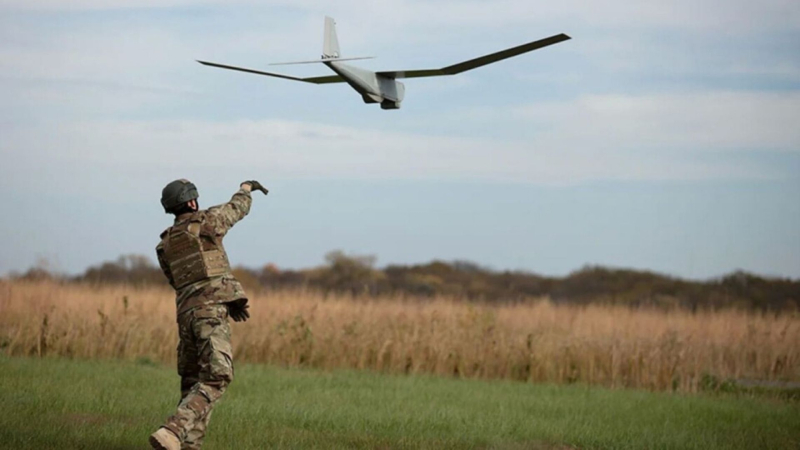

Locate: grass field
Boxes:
[2,281,798,393]
[1,356,798,449]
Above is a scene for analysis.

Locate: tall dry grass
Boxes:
[1,280,798,392]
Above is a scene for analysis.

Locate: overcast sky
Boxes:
[1,0,798,279]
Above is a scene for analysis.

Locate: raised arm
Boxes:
[206,186,253,235]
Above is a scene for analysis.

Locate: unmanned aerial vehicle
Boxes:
[198,17,570,110]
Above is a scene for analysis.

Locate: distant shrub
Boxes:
[12,252,797,312]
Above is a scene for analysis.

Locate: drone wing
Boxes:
[197,60,345,84]
[376,33,570,79]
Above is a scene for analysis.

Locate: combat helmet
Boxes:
[161,179,199,213]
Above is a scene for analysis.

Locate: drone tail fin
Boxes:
[323,16,340,58]
[268,17,373,65]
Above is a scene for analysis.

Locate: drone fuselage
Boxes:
[325,61,405,109]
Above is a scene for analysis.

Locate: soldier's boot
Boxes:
[149,427,181,450]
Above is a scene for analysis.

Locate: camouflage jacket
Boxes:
[156,188,252,315]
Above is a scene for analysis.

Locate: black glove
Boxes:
[243,180,269,196]
[227,302,250,322]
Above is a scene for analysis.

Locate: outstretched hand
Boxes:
[242,180,268,196]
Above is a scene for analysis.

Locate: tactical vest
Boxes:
[161,218,231,289]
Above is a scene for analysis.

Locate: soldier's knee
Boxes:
[204,374,231,392]
[197,382,226,403]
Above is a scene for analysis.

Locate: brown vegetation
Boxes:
[2,280,798,393]
[17,251,800,311]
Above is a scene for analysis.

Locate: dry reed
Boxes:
[1,280,798,392]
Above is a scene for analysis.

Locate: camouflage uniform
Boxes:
[156,188,252,450]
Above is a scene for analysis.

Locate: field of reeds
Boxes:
[1,280,798,392]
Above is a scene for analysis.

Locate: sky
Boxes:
[0,0,798,279]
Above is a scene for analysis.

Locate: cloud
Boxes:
[2,0,797,33]
[0,0,257,10]
[0,1,796,193]
[514,91,800,153]
[0,91,789,202]
[1,0,796,102]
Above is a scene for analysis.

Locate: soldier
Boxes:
[149,179,268,450]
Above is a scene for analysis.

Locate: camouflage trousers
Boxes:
[162,304,234,450]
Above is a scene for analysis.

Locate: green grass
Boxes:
[0,357,798,449]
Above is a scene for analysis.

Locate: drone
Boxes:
[198,17,570,110]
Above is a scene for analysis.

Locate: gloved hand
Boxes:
[227,302,250,322]
[243,180,269,196]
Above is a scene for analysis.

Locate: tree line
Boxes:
[11,251,800,311]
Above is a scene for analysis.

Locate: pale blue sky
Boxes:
[1,0,798,278]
